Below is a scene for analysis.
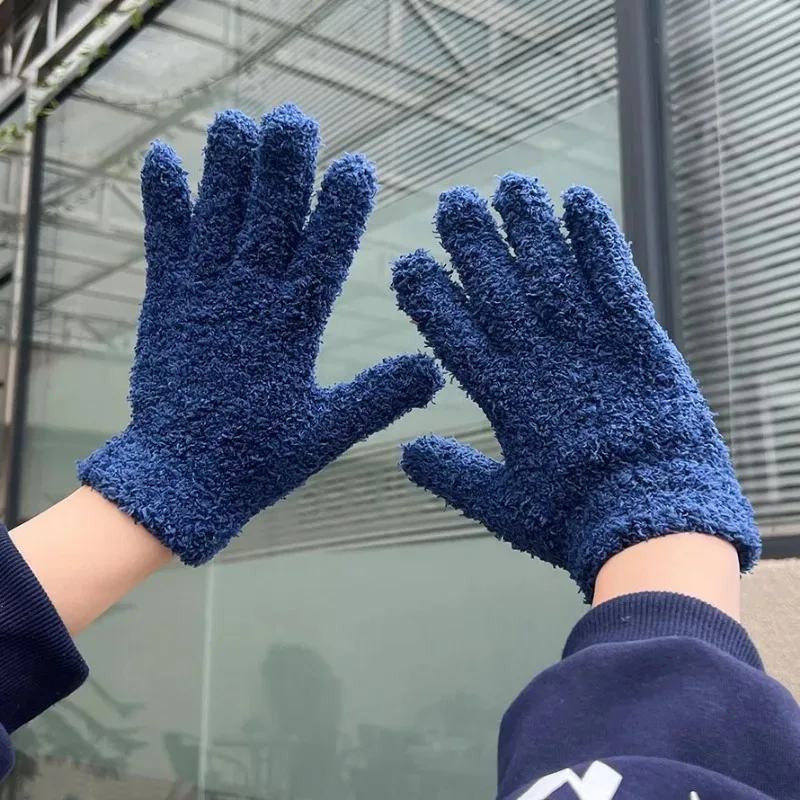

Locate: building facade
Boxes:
[0,0,798,797]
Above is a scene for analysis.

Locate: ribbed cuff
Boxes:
[563,591,763,670]
[566,460,761,601]
[0,527,89,732]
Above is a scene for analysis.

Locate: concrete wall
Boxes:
[743,559,800,699]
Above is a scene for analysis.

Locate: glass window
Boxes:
[664,0,800,540]
[0,103,28,448]
[14,0,620,795]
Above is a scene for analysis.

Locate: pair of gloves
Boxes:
[78,105,760,601]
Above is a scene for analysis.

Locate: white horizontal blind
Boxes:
[231,0,618,205]
[665,0,800,533]
[220,0,618,558]
[222,427,500,561]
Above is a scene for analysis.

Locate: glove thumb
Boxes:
[315,354,443,464]
[401,435,505,520]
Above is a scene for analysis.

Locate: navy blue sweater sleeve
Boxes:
[0,525,88,780]
[498,592,800,800]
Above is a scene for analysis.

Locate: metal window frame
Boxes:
[614,0,679,343]
[761,536,800,560]
[0,0,163,123]
[1,113,46,527]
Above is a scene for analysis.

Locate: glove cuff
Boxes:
[567,459,761,602]
[77,429,246,565]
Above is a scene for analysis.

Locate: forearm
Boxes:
[9,487,172,636]
[592,532,741,621]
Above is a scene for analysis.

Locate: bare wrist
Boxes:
[592,533,742,621]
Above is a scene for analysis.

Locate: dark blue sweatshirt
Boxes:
[0,526,798,798]
[499,592,800,798]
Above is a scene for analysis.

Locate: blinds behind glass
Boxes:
[231,0,617,205]
[224,427,500,560]
[664,0,800,533]
[221,0,618,558]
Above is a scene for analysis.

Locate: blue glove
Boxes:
[78,104,443,565]
[391,175,759,600]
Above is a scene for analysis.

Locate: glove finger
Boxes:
[392,250,491,383]
[285,154,376,321]
[237,104,320,277]
[492,173,586,314]
[189,110,258,276]
[316,354,444,463]
[561,186,656,327]
[141,141,192,280]
[435,186,531,346]
[400,435,505,523]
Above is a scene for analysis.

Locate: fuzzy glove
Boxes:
[78,104,443,565]
[391,174,759,600]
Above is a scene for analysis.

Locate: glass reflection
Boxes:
[204,540,585,799]
[12,0,619,796]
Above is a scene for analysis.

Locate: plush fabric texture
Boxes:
[391,174,760,600]
[78,105,443,565]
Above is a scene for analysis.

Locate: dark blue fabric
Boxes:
[0,526,88,782]
[508,759,779,800]
[391,175,759,600]
[78,105,443,565]
[499,592,800,800]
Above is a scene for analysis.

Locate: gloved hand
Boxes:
[79,104,443,565]
[391,174,759,600]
